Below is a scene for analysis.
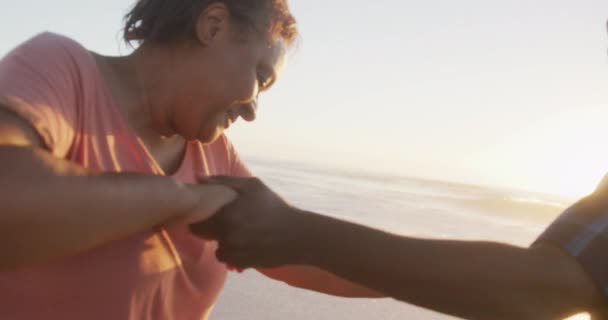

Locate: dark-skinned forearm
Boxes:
[296,210,598,319]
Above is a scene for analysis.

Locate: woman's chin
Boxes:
[196,126,224,144]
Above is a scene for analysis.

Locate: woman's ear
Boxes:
[195,3,231,46]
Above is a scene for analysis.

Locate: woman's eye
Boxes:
[257,74,268,90]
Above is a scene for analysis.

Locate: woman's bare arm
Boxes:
[0,108,235,270]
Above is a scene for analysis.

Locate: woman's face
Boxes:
[170,5,288,143]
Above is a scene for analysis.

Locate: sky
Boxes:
[1,0,608,198]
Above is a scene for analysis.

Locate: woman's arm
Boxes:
[0,108,236,270]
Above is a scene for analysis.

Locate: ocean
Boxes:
[212,157,575,319]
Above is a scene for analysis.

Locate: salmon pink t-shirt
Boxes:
[0,32,251,320]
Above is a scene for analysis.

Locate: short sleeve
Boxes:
[534,185,608,299]
[0,33,80,157]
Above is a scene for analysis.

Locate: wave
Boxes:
[247,157,571,228]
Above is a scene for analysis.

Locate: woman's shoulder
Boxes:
[3,31,94,77]
[13,32,88,55]
[0,32,100,156]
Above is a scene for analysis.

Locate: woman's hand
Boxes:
[189,176,309,269]
[164,183,238,230]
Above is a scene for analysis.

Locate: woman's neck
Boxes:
[96,48,187,171]
[102,46,177,140]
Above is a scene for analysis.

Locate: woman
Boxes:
[194,174,608,319]
[0,1,378,319]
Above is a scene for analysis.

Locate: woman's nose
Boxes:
[238,101,257,122]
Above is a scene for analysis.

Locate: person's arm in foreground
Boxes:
[0,108,236,270]
[191,176,608,320]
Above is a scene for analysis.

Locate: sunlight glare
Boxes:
[564,313,590,320]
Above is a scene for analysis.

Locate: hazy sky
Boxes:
[2,0,608,198]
